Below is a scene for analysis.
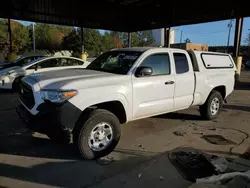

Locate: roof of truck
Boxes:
[112,47,156,52]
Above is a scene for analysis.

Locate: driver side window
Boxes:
[138,53,171,76]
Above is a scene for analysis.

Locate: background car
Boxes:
[0,56,90,91]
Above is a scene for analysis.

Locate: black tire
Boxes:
[73,109,121,160]
[12,77,22,92]
[199,90,223,120]
[46,126,71,144]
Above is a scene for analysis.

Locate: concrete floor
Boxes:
[0,71,250,188]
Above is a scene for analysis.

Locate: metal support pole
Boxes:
[227,20,233,52]
[7,18,12,53]
[81,27,84,52]
[128,32,131,47]
[233,17,243,57]
[180,30,183,43]
[164,27,170,47]
[32,23,36,52]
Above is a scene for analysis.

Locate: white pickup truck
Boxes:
[16,47,236,159]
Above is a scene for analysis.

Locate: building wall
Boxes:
[152,28,175,46]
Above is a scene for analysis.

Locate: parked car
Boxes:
[0,56,90,91]
[17,47,236,159]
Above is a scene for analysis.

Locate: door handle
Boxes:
[165,81,174,85]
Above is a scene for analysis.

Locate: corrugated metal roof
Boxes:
[0,0,247,32]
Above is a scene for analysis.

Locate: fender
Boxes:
[71,93,132,121]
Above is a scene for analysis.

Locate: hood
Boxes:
[27,68,123,89]
[0,66,20,74]
[0,62,20,70]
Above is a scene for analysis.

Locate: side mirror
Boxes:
[135,66,153,77]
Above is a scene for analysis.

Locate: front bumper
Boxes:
[16,101,82,133]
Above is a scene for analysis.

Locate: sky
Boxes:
[171,17,250,46]
[15,17,250,46]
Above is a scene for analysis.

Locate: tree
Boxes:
[101,31,116,53]
[245,33,250,46]
[0,20,31,55]
[56,25,74,36]
[61,29,81,57]
[12,22,31,53]
[110,30,155,47]
[184,38,191,43]
[34,23,63,52]
[0,20,8,54]
[138,30,155,46]
[62,28,104,57]
[83,28,103,56]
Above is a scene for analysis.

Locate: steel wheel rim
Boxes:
[210,97,220,115]
[88,122,113,151]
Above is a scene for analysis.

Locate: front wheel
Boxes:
[12,77,23,92]
[73,109,121,159]
[199,91,223,120]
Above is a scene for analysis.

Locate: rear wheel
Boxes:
[73,109,121,160]
[199,91,223,120]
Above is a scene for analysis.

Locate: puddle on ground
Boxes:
[201,134,237,145]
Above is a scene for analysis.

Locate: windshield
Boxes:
[87,51,142,74]
[21,57,45,67]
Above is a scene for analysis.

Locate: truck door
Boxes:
[132,53,175,119]
[172,52,195,109]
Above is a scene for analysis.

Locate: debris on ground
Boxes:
[96,156,114,165]
[169,151,217,182]
[201,135,236,145]
[193,127,198,131]
[210,156,229,173]
[192,132,204,135]
[173,130,186,136]
[14,132,22,135]
[138,173,142,178]
[196,170,250,184]
[207,127,216,131]
[159,176,164,180]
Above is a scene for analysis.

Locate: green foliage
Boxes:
[62,28,117,57]
[101,31,115,53]
[34,23,63,52]
[112,30,155,47]
[83,28,103,57]
[61,29,81,56]
[0,20,156,57]
[12,23,31,53]
[0,20,31,54]
[0,20,8,54]
[56,25,73,36]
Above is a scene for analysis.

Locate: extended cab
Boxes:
[16,47,236,159]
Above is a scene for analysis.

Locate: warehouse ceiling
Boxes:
[0,0,248,32]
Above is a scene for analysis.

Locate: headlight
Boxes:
[41,90,78,103]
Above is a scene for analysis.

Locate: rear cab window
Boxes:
[201,53,234,69]
[173,53,189,74]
